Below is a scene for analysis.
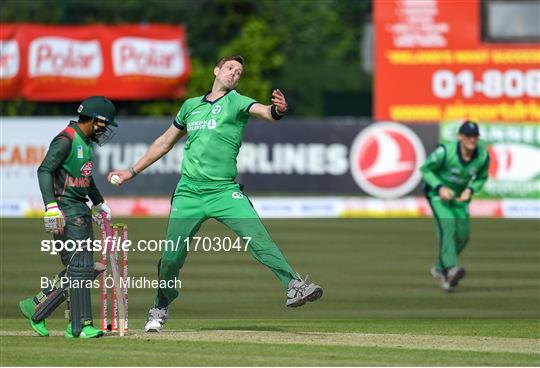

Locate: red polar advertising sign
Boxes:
[1,24,190,101]
[0,24,22,100]
[374,0,540,123]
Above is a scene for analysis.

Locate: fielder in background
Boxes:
[19,96,118,338]
[420,120,490,292]
[108,55,323,333]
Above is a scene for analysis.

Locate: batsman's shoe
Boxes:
[286,274,323,308]
[144,307,168,332]
[19,297,49,337]
[447,266,466,288]
[65,321,104,339]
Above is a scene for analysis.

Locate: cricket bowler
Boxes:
[420,120,490,292]
[108,55,323,332]
[19,96,117,338]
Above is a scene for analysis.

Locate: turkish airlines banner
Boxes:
[0,24,190,101]
[374,0,540,122]
[1,117,439,201]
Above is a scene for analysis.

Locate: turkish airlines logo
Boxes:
[28,37,103,78]
[488,143,539,181]
[0,40,20,78]
[112,37,185,77]
[349,122,425,198]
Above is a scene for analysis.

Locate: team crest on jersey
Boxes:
[211,105,222,115]
[77,145,84,158]
[80,161,93,177]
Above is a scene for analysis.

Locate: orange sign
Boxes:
[374,0,540,122]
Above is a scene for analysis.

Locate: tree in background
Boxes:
[0,0,371,117]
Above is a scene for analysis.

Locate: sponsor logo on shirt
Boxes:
[68,176,91,188]
[232,192,244,199]
[187,119,217,131]
[207,119,217,130]
[77,145,84,158]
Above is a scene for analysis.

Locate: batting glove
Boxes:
[91,201,112,226]
[44,202,66,235]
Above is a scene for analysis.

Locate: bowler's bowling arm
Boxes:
[132,124,186,175]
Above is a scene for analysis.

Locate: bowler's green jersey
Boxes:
[174,90,256,182]
[420,141,490,198]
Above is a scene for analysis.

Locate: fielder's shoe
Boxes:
[429,266,454,292]
[430,267,453,292]
[19,297,49,337]
[447,266,466,288]
[144,307,168,332]
[65,321,103,338]
[286,274,323,308]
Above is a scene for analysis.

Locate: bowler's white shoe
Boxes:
[430,266,453,292]
[286,274,323,307]
[144,307,168,332]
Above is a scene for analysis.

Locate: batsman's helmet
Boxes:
[77,96,118,127]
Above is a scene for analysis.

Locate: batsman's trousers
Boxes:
[427,196,470,272]
[33,215,94,323]
[155,176,297,308]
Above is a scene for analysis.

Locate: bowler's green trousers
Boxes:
[427,196,470,272]
[155,177,296,308]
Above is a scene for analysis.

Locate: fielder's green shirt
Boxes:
[38,122,103,216]
[174,90,256,182]
[420,141,490,198]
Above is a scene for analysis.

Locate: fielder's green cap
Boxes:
[77,96,118,127]
[458,120,480,136]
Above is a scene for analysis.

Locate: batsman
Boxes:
[420,120,490,292]
[19,96,118,338]
[109,55,323,332]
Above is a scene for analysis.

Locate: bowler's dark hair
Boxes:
[217,55,244,68]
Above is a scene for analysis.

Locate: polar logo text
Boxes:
[112,37,185,78]
[0,40,20,78]
[349,122,425,198]
[29,37,102,78]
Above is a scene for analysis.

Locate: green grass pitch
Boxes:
[1,218,539,365]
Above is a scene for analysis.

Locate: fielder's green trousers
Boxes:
[155,177,296,307]
[427,196,470,272]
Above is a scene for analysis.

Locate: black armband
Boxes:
[173,119,185,130]
[129,167,138,178]
[270,104,285,120]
